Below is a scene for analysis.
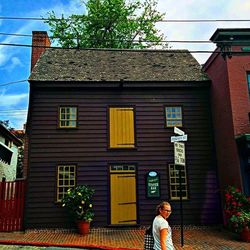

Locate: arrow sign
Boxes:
[171,134,188,143]
[174,127,185,136]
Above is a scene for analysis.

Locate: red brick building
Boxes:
[203,28,250,196]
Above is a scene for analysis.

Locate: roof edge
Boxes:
[28,80,210,88]
[0,124,23,146]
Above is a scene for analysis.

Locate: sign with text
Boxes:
[171,134,188,143]
[174,142,186,166]
[174,127,185,136]
[146,171,160,198]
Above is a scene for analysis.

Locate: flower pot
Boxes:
[240,227,250,242]
[77,220,90,235]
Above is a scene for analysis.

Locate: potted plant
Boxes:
[62,185,95,235]
[224,185,250,242]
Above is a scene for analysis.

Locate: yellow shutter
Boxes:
[109,107,135,148]
[110,172,137,225]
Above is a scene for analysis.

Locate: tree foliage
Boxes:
[16,146,24,178]
[45,0,166,49]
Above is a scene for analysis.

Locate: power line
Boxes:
[1,16,250,22]
[0,109,27,112]
[0,113,27,117]
[0,16,51,21]
[159,19,250,23]
[0,42,217,53]
[0,111,27,113]
[0,32,214,44]
[0,42,33,48]
[0,32,212,44]
[0,79,28,87]
[2,32,250,45]
[1,42,250,56]
[0,32,32,37]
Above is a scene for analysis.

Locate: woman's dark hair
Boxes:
[155,201,170,215]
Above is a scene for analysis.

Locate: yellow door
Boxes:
[110,165,137,225]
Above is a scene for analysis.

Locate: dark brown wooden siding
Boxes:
[25,86,222,228]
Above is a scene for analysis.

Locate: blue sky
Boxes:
[0,0,250,129]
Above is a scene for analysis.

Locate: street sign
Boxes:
[174,127,185,136]
[174,142,185,166]
[171,134,188,143]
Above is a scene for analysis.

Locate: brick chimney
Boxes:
[31,31,51,71]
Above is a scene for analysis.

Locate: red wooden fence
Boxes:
[0,179,25,231]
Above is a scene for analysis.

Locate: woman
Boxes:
[152,201,175,250]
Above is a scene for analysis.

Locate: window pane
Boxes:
[59,106,77,128]
[57,165,76,202]
[165,106,182,127]
[110,164,136,172]
[71,121,76,127]
[168,164,188,200]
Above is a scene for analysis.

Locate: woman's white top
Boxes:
[152,215,175,250]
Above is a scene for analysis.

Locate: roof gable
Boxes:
[0,124,22,146]
[29,48,209,82]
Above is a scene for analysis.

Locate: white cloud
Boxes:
[0,25,29,67]
[30,0,85,19]
[14,118,27,130]
[0,1,86,129]
[156,0,250,64]
[0,92,28,108]
[0,91,28,129]
[0,53,5,66]
[0,1,86,68]
[3,57,23,72]
[0,112,27,129]
[0,4,2,26]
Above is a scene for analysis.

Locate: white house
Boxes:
[0,123,22,181]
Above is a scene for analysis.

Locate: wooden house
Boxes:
[0,123,22,181]
[203,28,250,197]
[24,31,222,229]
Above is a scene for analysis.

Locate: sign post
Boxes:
[178,167,184,247]
[172,127,187,247]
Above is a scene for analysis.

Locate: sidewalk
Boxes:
[0,226,249,250]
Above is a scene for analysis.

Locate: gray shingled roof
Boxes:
[29,48,209,82]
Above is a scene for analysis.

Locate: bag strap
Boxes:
[145,218,154,235]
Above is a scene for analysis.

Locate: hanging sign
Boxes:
[174,127,185,136]
[146,171,160,198]
[174,142,186,166]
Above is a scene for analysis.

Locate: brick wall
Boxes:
[203,51,242,190]
[227,46,250,136]
[31,31,51,71]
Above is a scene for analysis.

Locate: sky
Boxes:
[0,0,250,129]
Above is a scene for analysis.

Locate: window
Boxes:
[109,107,135,148]
[168,164,188,200]
[0,143,13,164]
[57,165,76,202]
[165,106,182,127]
[110,164,136,172]
[59,107,77,128]
[4,138,12,148]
